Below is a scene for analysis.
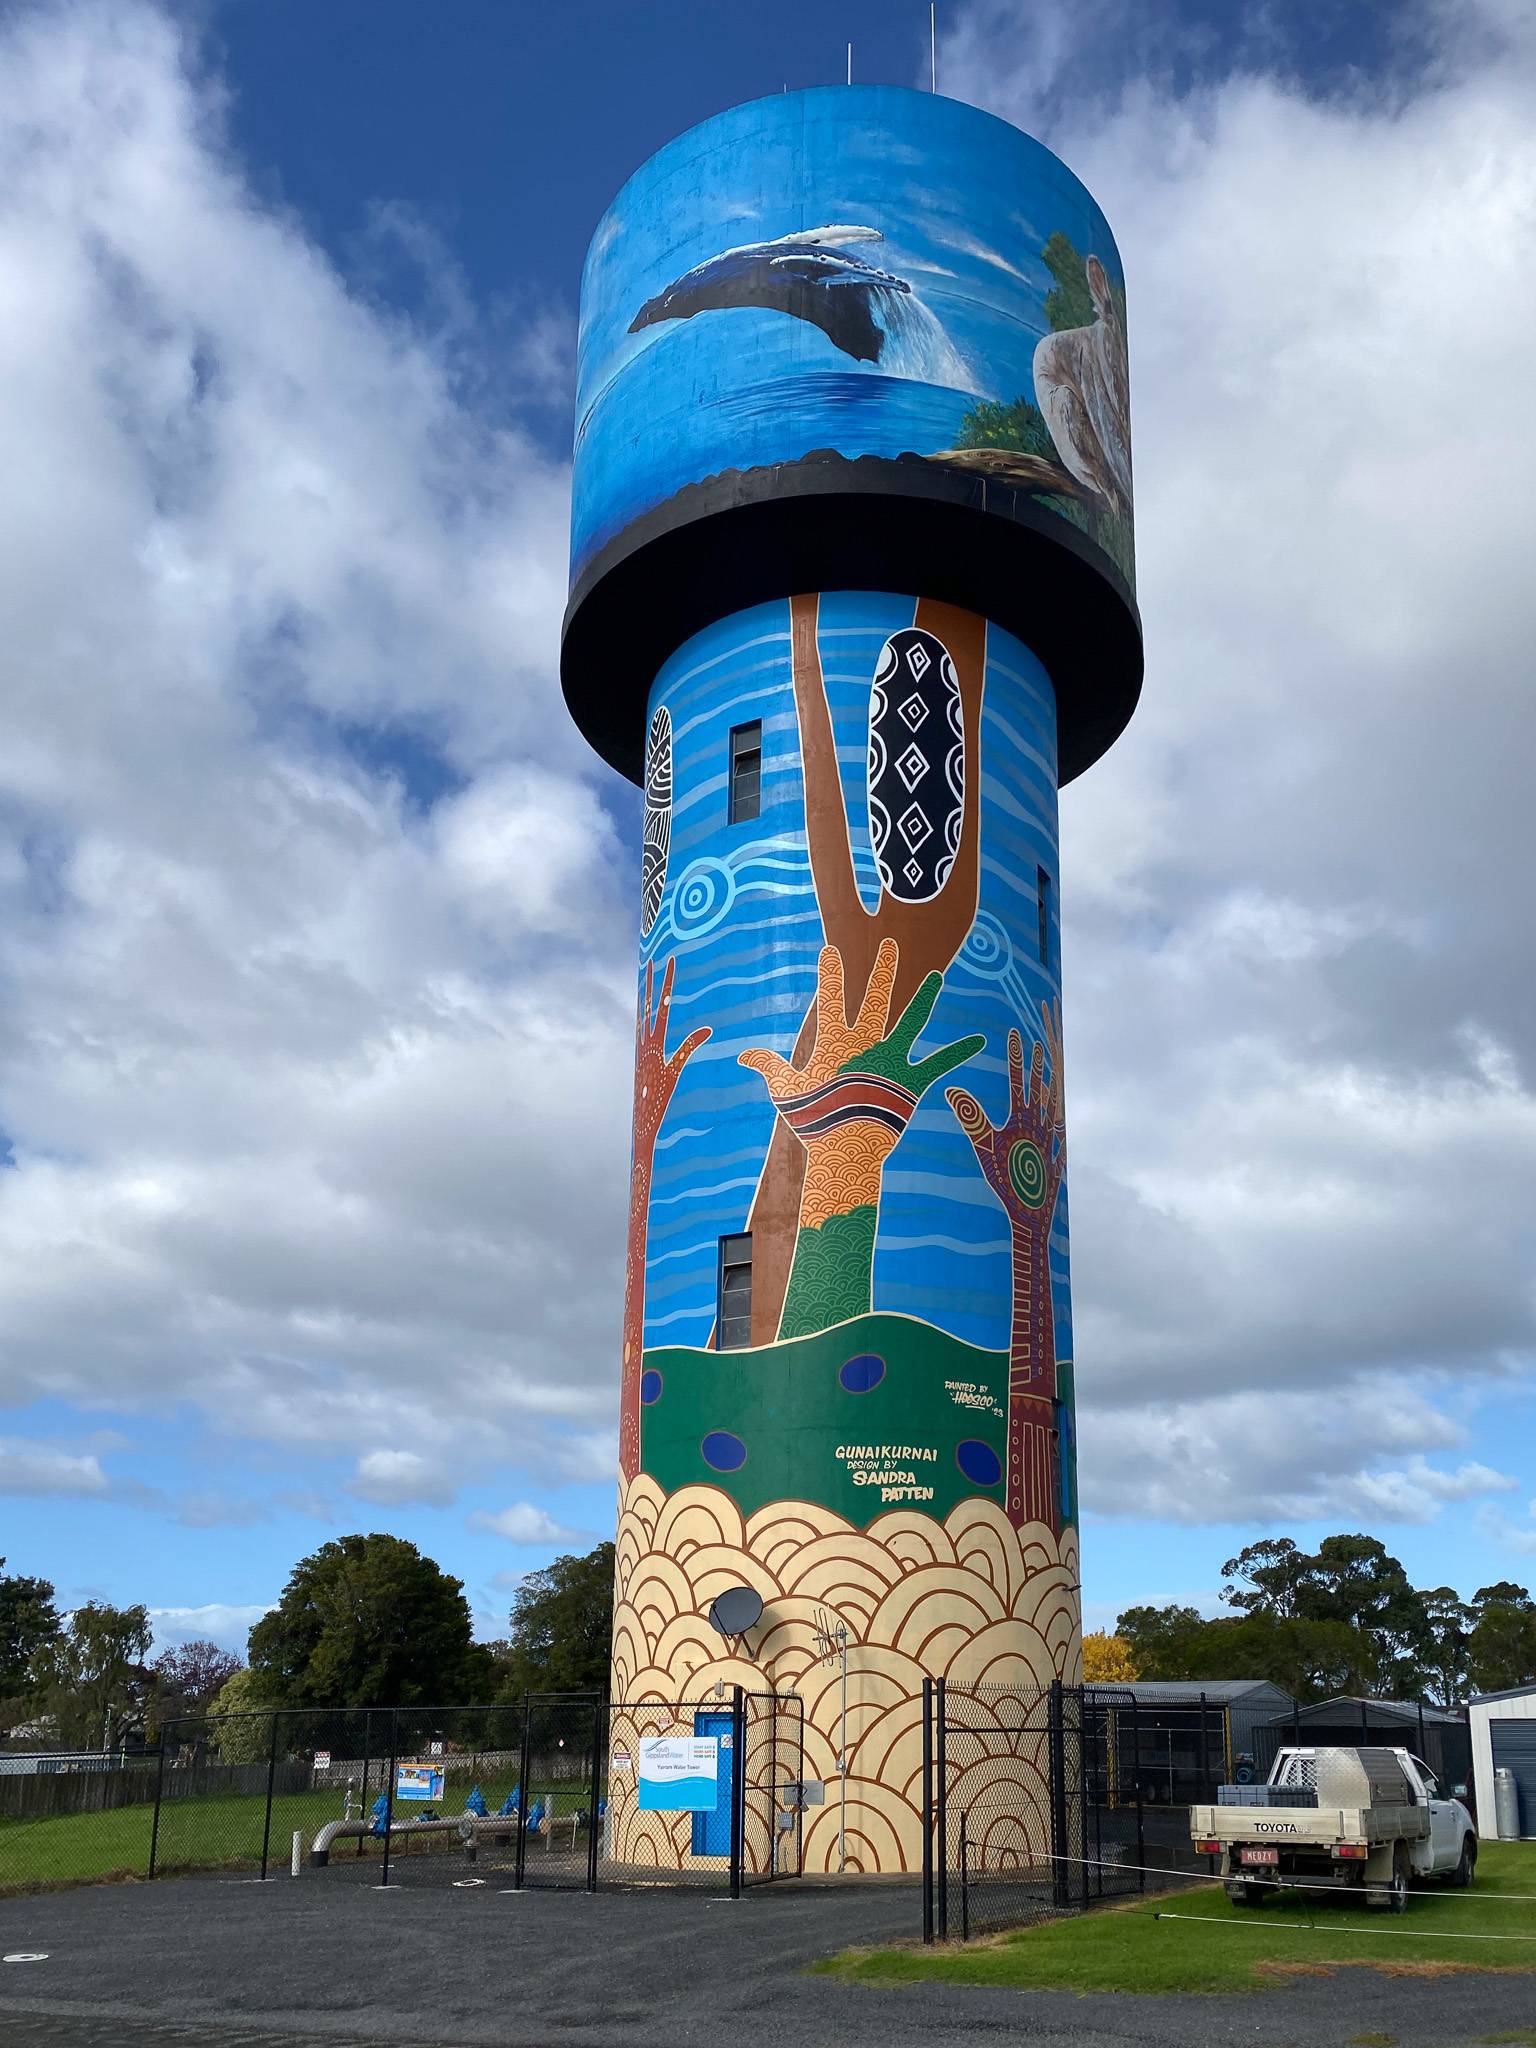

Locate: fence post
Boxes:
[147,1738,168,1879]
[1132,1696,1145,1892]
[586,1695,604,1893]
[1417,1699,1427,1758]
[1079,1691,1093,1907]
[259,1711,279,1881]
[1048,1678,1068,1909]
[381,1709,398,1888]
[768,1688,779,1878]
[960,1823,970,1942]
[356,1712,372,1858]
[921,1676,934,1944]
[729,1684,746,1899]
[936,1676,948,1941]
[513,1694,531,1891]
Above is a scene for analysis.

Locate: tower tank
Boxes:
[563,85,1141,1876]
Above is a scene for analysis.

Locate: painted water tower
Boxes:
[563,86,1140,1874]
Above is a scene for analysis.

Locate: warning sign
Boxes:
[611,1744,633,1772]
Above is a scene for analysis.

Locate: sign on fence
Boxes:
[396,1764,444,1801]
[637,1736,717,1812]
[313,1751,331,1770]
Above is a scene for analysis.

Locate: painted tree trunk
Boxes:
[738,592,987,1344]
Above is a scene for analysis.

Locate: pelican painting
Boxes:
[1031,254,1131,518]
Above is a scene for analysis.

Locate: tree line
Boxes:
[1082,1534,1536,1703]
[1,1535,615,1756]
[10,1529,1531,1755]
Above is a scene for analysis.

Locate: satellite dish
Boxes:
[707,1586,764,1636]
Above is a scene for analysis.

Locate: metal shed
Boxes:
[1089,1680,1293,1804]
[1470,1683,1536,1839]
[1258,1696,1472,1807]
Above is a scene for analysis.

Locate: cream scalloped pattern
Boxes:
[609,1475,1081,1874]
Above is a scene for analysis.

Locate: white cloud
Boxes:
[0,0,1532,1590]
[347,1449,459,1508]
[1477,1495,1536,1559]
[0,0,636,1491]
[942,0,1536,1519]
[148,1601,269,1655]
[468,1503,584,1546]
[1081,1386,1508,1525]
[0,1438,110,1497]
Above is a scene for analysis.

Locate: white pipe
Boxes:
[309,1810,523,1865]
[837,1623,848,1874]
[291,1830,301,1877]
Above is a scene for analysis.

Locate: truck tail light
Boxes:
[1333,1843,1367,1860]
[1193,1838,1220,1854]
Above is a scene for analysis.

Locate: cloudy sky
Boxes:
[1,0,1531,1655]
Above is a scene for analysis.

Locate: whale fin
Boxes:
[765,250,907,290]
[815,272,910,292]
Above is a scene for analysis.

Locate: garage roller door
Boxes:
[1491,1719,1536,1838]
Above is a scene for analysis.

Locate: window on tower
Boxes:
[729,721,762,823]
[1037,866,1053,966]
[717,1234,753,1349]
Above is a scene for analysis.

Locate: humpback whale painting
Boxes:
[571,86,1134,594]
[628,226,911,364]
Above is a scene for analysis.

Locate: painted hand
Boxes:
[740,939,983,1226]
[621,955,709,1482]
[634,954,711,1157]
[945,1001,1066,1218]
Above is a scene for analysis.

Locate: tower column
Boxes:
[562,86,1140,1876]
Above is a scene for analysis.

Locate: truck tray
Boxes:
[1217,1784,1319,1808]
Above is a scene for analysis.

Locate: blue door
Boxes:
[691,1709,734,1858]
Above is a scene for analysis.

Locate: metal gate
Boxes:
[922,1678,1145,1940]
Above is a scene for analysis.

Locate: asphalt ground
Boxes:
[0,1872,1532,2048]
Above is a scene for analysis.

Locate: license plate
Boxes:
[1240,1847,1279,1866]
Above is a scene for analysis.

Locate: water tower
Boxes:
[563,85,1140,1874]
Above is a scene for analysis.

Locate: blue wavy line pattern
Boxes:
[637,592,1071,1360]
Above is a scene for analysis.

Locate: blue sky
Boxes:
[0,0,1533,1658]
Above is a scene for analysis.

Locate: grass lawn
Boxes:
[817,1842,1536,1996]
[0,1768,589,1894]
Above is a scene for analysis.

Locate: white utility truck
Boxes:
[1190,1746,1477,1912]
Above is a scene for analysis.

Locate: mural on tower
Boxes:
[564,84,1140,1880]
[573,88,1133,593]
[607,591,1079,1872]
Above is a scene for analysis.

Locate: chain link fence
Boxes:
[0,1689,804,1898]
[6,1678,1465,1910]
[924,1679,1147,1941]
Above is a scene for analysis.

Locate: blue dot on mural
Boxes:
[701,1431,747,1473]
[956,1439,1002,1488]
[640,1369,663,1405]
[839,1353,886,1394]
